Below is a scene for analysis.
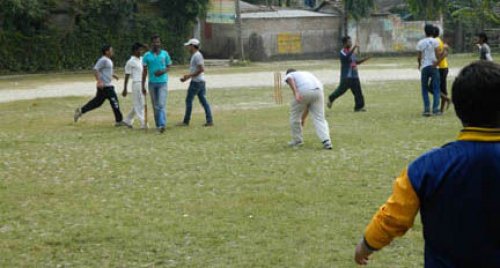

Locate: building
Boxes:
[201,1,342,61]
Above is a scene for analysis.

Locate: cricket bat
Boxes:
[144,92,148,131]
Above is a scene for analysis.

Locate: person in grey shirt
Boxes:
[74,45,129,127]
[177,38,213,127]
[477,32,494,61]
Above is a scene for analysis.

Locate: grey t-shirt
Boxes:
[94,56,114,86]
[190,51,205,82]
[480,43,493,61]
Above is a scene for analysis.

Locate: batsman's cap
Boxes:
[184,38,200,46]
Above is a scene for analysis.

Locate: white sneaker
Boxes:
[74,107,82,123]
[288,140,304,147]
[323,140,333,150]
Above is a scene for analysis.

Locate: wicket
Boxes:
[273,72,283,104]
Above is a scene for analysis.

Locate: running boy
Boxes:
[122,42,147,129]
[74,45,128,127]
[327,36,370,112]
[354,61,500,267]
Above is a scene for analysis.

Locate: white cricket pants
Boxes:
[124,82,145,127]
[290,88,331,143]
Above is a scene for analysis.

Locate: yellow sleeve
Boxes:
[364,169,420,250]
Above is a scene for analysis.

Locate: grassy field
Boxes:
[0,80,462,267]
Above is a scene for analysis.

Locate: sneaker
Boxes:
[433,111,443,116]
[158,127,166,133]
[354,108,366,112]
[422,112,431,117]
[176,122,189,127]
[322,140,333,150]
[140,123,149,129]
[203,122,214,127]
[327,100,333,109]
[288,140,304,147]
[74,107,82,123]
[115,121,131,128]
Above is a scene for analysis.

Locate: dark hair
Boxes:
[131,42,144,53]
[193,45,200,50]
[478,32,488,43]
[452,61,500,127]
[286,68,297,75]
[151,34,160,41]
[101,44,112,55]
[342,36,351,45]
[432,26,440,38]
[424,24,434,37]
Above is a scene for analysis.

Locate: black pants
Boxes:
[81,86,123,122]
[439,68,448,96]
[328,78,365,110]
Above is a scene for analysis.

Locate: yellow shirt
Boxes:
[436,37,448,69]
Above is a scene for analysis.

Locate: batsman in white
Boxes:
[122,42,147,129]
[284,69,332,150]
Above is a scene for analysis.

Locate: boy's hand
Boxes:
[294,93,303,103]
[180,74,190,82]
[113,74,119,81]
[142,88,147,96]
[354,240,374,265]
[97,80,104,89]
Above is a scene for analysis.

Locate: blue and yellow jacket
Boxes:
[364,127,500,267]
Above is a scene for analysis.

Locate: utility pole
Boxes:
[235,0,245,61]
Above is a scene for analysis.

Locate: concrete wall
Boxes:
[201,15,341,60]
[348,15,442,53]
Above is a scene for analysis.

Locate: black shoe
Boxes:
[203,122,214,127]
[354,108,366,112]
[176,122,189,127]
[422,112,431,117]
[158,127,166,133]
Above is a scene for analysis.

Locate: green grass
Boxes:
[0,80,462,267]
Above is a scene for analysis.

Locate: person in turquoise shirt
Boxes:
[142,35,172,133]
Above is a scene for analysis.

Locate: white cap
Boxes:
[184,38,200,46]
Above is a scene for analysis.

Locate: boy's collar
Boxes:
[458,127,500,142]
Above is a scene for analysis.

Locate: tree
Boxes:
[343,0,374,36]
[405,0,447,20]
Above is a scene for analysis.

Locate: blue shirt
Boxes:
[142,50,172,83]
[339,48,358,79]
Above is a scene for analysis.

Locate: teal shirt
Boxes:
[142,50,172,83]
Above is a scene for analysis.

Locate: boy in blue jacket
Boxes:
[355,61,500,267]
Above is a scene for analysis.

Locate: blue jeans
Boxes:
[183,81,213,124]
[421,66,440,113]
[148,82,168,128]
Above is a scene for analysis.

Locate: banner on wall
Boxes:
[206,0,236,24]
[278,33,302,54]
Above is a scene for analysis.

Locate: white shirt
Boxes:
[125,56,143,82]
[285,71,323,93]
[190,51,205,82]
[416,37,439,69]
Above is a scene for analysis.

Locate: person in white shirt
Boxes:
[476,32,494,61]
[284,69,332,150]
[177,38,213,127]
[416,24,443,117]
[122,43,147,128]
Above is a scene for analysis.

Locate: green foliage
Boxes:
[405,0,447,20]
[0,0,208,72]
[344,0,374,21]
[449,0,500,25]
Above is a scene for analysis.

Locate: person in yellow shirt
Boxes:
[433,26,451,113]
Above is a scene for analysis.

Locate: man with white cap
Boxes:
[177,38,213,127]
[285,69,332,150]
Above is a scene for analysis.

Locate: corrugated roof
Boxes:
[242,9,337,19]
